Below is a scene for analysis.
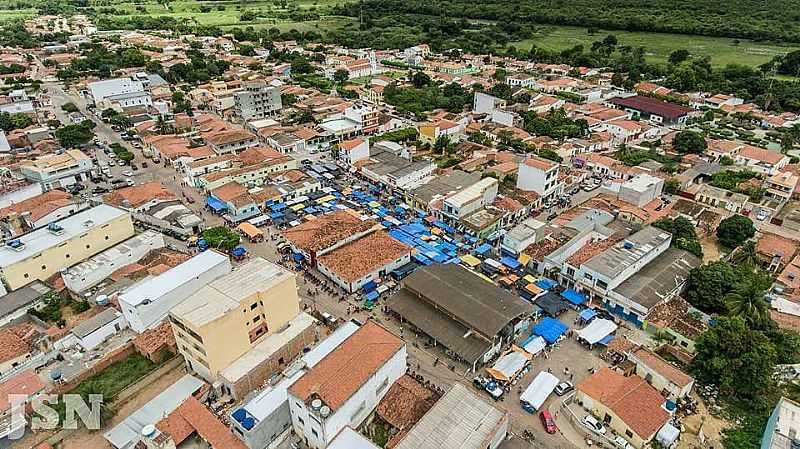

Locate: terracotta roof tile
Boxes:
[104,181,176,208]
[757,233,798,267]
[289,321,403,410]
[157,396,246,449]
[577,367,669,439]
[376,375,438,431]
[133,321,176,356]
[632,348,693,388]
[281,210,377,254]
[0,325,32,364]
[0,370,44,412]
[0,190,73,222]
[317,231,412,283]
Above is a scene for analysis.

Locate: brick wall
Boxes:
[48,343,136,396]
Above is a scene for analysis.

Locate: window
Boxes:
[583,273,593,281]
[65,254,70,259]
[86,244,90,249]
[297,417,304,426]
[250,303,258,311]
[253,315,261,323]
[625,430,633,438]
[311,429,318,437]
[596,280,608,290]
[23,273,29,278]
[104,235,109,240]
[41,265,47,270]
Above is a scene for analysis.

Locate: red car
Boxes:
[539,409,557,434]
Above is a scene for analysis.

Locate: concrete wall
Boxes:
[78,314,128,351]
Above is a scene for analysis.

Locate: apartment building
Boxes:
[440,177,499,222]
[0,204,134,291]
[169,258,301,382]
[234,83,283,122]
[206,130,260,155]
[516,156,561,202]
[19,150,93,191]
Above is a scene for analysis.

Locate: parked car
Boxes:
[92,186,109,194]
[756,209,769,221]
[125,178,135,187]
[613,436,634,449]
[554,381,574,396]
[582,415,607,435]
[320,312,338,325]
[539,409,557,434]
[121,171,134,177]
[110,178,125,185]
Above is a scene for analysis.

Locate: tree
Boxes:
[0,112,33,132]
[691,316,777,401]
[411,71,430,88]
[664,178,680,195]
[668,49,691,66]
[717,214,756,249]
[672,130,707,154]
[686,261,739,313]
[725,281,770,330]
[60,102,79,113]
[730,241,759,268]
[433,134,451,154]
[202,226,240,251]
[54,121,95,148]
[652,216,703,257]
[238,44,256,56]
[332,69,349,84]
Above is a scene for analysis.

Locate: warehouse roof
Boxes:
[401,264,531,338]
[393,383,506,449]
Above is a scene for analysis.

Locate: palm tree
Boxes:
[725,282,770,329]
[730,240,759,268]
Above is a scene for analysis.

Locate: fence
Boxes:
[48,343,136,396]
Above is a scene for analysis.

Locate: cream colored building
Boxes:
[169,257,301,382]
[0,204,134,291]
[19,149,93,191]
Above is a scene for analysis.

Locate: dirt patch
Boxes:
[679,395,730,449]
[700,236,724,263]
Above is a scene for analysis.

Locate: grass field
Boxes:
[511,25,800,67]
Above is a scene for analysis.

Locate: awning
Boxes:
[523,274,537,284]
[577,319,617,345]
[535,292,569,317]
[270,211,284,219]
[656,423,680,448]
[206,196,226,212]
[237,222,263,239]
[519,371,560,411]
[521,335,546,355]
[561,289,587,305]
[536,278,557,290]
[475,243,492,256]
[518,254,531,266]
[460,254,482,267]
[292,252,304,262]
[579,308,597,322]
[362,280,377,292]
[599,334,615,346]
[364,291,379,302]
[532,317,569,344]
[501,256,521,270]
[269,202,287,211]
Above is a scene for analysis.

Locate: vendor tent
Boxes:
[237,222,263,240]
[535,292,569,317]
[460,254,481,268]
[501,256,521,270]
[656,423,680,448]
[532,317,568,344]
[519,371,560,411]
[486,347,532,382]
[536,278,557,290]
[561,289,587,306]
[521,336,547,356]
[206,196,226,212]
[475,243,492,256]
[577,319,617,345]
[578,308,597,322]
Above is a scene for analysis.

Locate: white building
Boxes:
[64,308,127,351]
[118,250,232,333]
[19,150,93,191]
[88,77,150,107]
[618,173,664,207]
[230,321,363,449]
[516,156,561,201]
[441,177,498,221]
[501,218,546,256]
[287,321,406,449]
[473,92,506,114]
[62,231,165,294]
[337,138,369,165]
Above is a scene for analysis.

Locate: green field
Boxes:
[97,0,350,29]
[511,25,800,67]
[0,7,35,22]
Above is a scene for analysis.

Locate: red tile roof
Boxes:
[104,181,176,208]
[0,190,73,222]
[632,348,693,388]
[157,396,246,449]
[577,368,669,440]
[281,210,377,254]
[610,96,693,119]
[289,321,403,411]
[316,231,412,283]
[0,369,45,412]
[376,375,438,431]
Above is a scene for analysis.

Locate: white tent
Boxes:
[519,371,560,411]
[523,336,546,356]
[577,318,617,345]
[656,422,680,448]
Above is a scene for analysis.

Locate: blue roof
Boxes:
[231,247,247,257]
[475,243,492,255]
[561,289,587,305]
[270,211,284,219]
[599,334,615,346]
[532,317,569,344]
[413,253,432,265]
[501,256,521,270]
[269,202,287,211]
[536,278,557,290]
[292,252,304,262]
[362,280,377,292]
[206,196,226,212]
[364,291,379,302]
[579,308,597,321]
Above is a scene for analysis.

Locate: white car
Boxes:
[613,436,634,449]
[125,178,135,186]
[756,210,769,221]
[121,171,134,177]
[582,415,607,435]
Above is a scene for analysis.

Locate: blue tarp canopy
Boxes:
[231,247,247,257]
[206,196,226,212]
[269,202,287,211]
[270,211,284,219]
[362,280,377,292]
[532,318,569,344]
[501,256,521,270]
[292,252,304,262]
[364,291,379,302]
[413,253,432,265]
[579,308,597,322]
[598,335,615,346]
[475,243,492,256]
[536,278,557,290]
[561,289,587,305]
